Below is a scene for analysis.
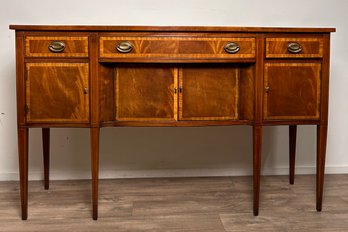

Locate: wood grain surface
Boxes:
[9,25,336,33]
[100,36,255,59]
[11,26,335,220]
[115,64,177,121]
[263,63,321,120]
[25,36,89,57]
[26,63,90,123]
[0,175,347,231]
[179,64,239,120]
[266,37,323,58]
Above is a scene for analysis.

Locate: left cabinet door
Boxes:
[115,64,177,121]
[26,63,89,123]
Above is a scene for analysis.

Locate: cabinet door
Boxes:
[179,65,239,120]
[115,64,177,121]
[264,63,321,120]
[26,63,89,123]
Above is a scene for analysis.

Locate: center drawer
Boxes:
[99,36,255,60]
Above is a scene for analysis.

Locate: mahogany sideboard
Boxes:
[9,25,336,220]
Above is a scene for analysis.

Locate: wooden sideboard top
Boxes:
[9,25,336,33]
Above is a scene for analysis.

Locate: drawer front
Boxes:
[266,37,323,58]
[100,36,255,59]
[26,36,89,57]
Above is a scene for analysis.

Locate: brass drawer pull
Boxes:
[116,41,133,53]
[48,41,66,53]
[287,42,302,54]
[224,42,240,54]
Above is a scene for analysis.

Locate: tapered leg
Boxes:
[18,127,28,220]
[253,125,262,216]
[289,125,297,185]
[91,127,100,220]
[42,128,50,190]
[316,124,328,211]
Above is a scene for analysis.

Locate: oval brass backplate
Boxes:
[224,42,240,54]
[116,41,133,53]
[287,42,302,54]
[48,41,66,53]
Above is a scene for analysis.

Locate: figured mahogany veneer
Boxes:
[263,63,321,120]
[100,36,255,59]
[179,64,239,121]
[10,25,335,220]
[25,36,89,57]
[115,64,177,121]
[26,63,90,122]
[266,37,324,58]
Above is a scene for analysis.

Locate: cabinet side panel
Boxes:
[15,32,26,126]
[320,33,331,123]
[99,64,115,122]
[239,64,255,121]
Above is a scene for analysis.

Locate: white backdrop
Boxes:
[0,0,347,180]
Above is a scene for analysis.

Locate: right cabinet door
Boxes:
[179,64,239,120]
[263,63,321,120]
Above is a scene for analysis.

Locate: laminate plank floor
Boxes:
[0,174,348,232]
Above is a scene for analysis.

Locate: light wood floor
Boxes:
[0,174,348,232]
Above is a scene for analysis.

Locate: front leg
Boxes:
[289,125,297,185]
[42,128,50,190]
[18,127,29,220]
[316,124,328,211]
[253,125,262,216]
[91,127,100,220]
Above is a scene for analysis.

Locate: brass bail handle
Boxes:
[116,41,133,53]
[48,41,66,53]
[224,42,240,54]
[287,42,302,54]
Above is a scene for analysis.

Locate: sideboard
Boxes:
[9,25,336,220]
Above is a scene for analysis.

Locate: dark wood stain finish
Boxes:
[100,36,255,59]
[25,36,89,57]
[289,125,297,185]
[42,128,50,190]
[263,63,321,120]
[115,64,176,121]
[239,64,255,121]
[179,64,239,120]
[9,25,335,220]
[266,37,323,58]
[25,63,90,123]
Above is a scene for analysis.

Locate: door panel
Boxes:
[264,63,321,120]
[26,63,89,122]
[179,64,239,120]
[115,64,177,121]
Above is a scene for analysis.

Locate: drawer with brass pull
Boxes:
[99,36,255,59]
[25,36,89,57]
[265,37,324,58]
